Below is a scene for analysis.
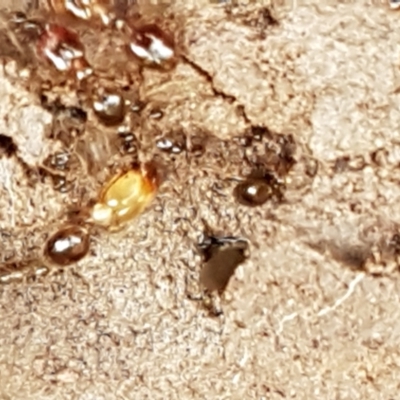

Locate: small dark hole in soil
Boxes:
[198,235,249,292]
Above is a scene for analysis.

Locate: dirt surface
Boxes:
[1,1,400,399]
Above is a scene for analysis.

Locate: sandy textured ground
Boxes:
[1,1,400,399]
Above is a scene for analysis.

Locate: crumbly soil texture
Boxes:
[1,1,400,399]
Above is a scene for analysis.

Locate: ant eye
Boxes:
[45,225,90,266]
[128,24,176,69]
[36,23,93,79]
[90,164,159,229]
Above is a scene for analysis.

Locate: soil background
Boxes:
[1,1,400,399]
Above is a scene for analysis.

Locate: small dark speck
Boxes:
[330,243,370,270]
[0,134,17,157]
[10,11,27,24]
[68,107,87,122]
[234,171,281,207]
[305,158,318,177]
[53,176,70,193]
[260,7,278,26]
[389,233,400,255]
[251,125,270,141]
[237,135,252,147]
[334,156,349,173]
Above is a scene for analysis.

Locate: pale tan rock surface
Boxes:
[1,1,400,399]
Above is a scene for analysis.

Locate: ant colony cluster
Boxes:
[1,1,292,290]
[42,2,175,266]
[0,1,177,272]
